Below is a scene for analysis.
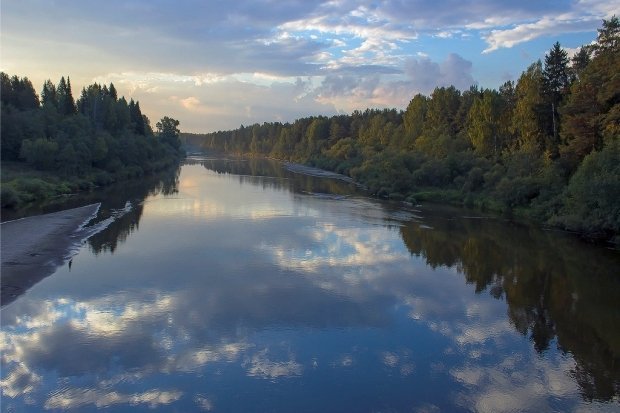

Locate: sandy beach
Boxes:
[1,203,100,306]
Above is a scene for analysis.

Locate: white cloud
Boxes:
[195,395,214,411]
[244,350,303,379]
[483,17,598,53]
[43,388,183,410]
[0,363,42,398]
[451,354,584,413]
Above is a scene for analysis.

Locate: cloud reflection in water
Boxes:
[1,161,618,412]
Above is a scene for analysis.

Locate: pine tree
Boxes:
[65,77,77,115]
[570,47,591,82]
[543,42,570,99]
[12,76,40,110]
[594,15,619,55]
[57,76,76,116]
[41,79,58,108]
[560,21,620,170]
[129,100,146,135]
[542,43,570,153]
[109,83,118,101]
[0,72,13,107]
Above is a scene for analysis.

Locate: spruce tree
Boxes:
[594,15,619,54]
[109,83,118,101]
[41,79,58,108]
[542,42,570,151]
[57,76,76,116]
[65,76,77,115]
[570,47,591,82]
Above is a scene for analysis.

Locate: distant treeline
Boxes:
[184,17,619,244]
[1,73,183,209]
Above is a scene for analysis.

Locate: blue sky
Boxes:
[0,0,615,132]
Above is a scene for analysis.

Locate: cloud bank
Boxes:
[1,0,611,131]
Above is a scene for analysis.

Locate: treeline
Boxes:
[185,17,619,243]
[1,73,183,209]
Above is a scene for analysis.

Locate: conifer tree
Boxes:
[109,83,118,100]
[41,79,58,108]
[570,47,591,82]
[594,15,619,55]
[57,76,76,116]
[542,42,570,152]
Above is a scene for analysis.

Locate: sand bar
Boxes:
[1,203,100,306]
[282,161,357,184]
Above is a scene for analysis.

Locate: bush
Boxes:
[463,167,484,192]
[15,177,56,201]
[1,185,21,208]
[494,176,540,208]
[551,142,620,237]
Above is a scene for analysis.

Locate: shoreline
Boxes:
[280,161,360,185]
[1,203,101,307]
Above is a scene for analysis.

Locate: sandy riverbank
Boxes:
[281,161,358,184]
[1,203,101,306]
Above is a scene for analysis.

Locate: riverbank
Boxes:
[1,203,100,306]
[282,161,358,185]
[273,157,619,248]
[1,158,181,212]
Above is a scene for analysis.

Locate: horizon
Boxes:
[1,1,614,133]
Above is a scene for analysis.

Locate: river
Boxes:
[1,157,619,412]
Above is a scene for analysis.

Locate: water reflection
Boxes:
[399,209,620,402]
[1,158,618,412]
[86,168,179,255]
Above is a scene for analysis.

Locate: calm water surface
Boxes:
[1,157,619,412]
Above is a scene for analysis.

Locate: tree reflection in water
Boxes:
[87,168,180,255]
[399,207,620,401]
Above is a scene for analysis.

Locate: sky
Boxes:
[0,1,616,133]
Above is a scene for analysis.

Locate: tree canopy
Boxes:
[1,74,184,208]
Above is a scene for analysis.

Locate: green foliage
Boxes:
[553,142,620,237]
[402,94,428,147]
[1,185,21,208]
[512,61,547,153]
[593,15,619,55]
[1,72,184,209]
[156,116,182,149]
[560,34,620,171]
[19,138,59,169]
[1,73,40,110]
[467,89,503,156]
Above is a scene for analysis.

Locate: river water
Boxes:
[1,157,619,412]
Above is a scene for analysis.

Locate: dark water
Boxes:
[1,157,619,412]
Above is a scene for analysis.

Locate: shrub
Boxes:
[551,142,620,237]
[1,185,21,208]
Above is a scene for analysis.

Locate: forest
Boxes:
[1,74,183,210]
[184,17,619,244]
